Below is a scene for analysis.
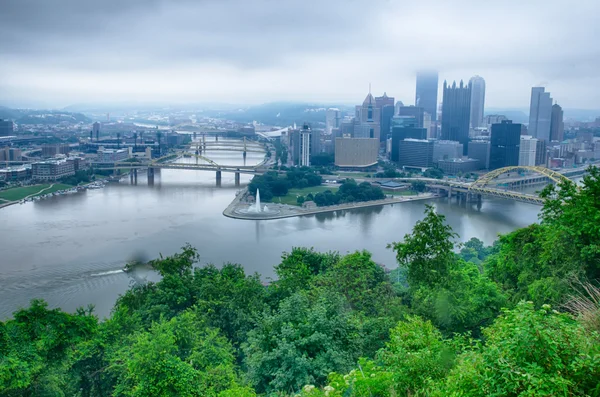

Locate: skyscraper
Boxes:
[415,71,438,122]
[397,106,425,128]
[550,103,564,142]
[375,92,394,141]
[355,92,381,140]
[441,80,471,155]
[490,120,521,170]
[469,76,486,129]
[528,87,553,142]
[325,108,341,134]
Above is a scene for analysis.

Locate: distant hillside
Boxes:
[487,108,600,123]
[206,102,352,127]
[0,107,92,124]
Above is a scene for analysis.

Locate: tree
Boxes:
[411,180,426,193]
[243,291,357,394]
[389,205,456,289]
[109,312,238,397]
[437,302,600,396]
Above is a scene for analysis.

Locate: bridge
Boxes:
[390,166,575,205]
[188,136,267,156]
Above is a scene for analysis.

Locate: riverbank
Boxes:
[223,187,440,220]
[0,180,107,209]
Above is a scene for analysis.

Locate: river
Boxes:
[0,138,541,319]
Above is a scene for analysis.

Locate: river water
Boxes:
[0,138,541,319]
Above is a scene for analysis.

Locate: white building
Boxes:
[32,159,75,181]
[433,140,463,163]
[519,135,538,166]
[325,108,340,134]
[300,128,311,167]
[97,148,131,163]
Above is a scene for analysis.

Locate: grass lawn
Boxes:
[274,185,340,206]
[0,183,72,202]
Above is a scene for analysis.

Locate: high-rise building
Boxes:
[441,80,471,154]
[0,119,14,137]
[92,122,101,141]
[398,139,434,169]
[484,114,508,129]
[325,108,341,134]
[469,76,486,129]
[300,124,312,167]
[528,87,553,142]
[375,93,395,141]
[490,120,521,170]
[397,106,424,128]
[550,103,564,142]
[433,140,463,163]
[356,92,381,140]
[467,140,491,169]
[519,135,538,166]
[415,71,439,122]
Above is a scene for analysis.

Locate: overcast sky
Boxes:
[1,0,599,109]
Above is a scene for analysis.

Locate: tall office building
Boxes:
[325,108,341,134]
[375,93,395,141]
[490,120,521,169]
[92,122,101,141]
[469,76,486,129]
[550,103,564,142]
[519,135,538,166]
[300,124,312,167]
[355,92,381,140]
[334,138,378,168]
[535,140,547,166]
[528,87,553,142]
[0,119,14,137]
[441,80,471,154]
[415,71,439,121]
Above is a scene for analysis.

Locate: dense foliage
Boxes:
[1,167,599,396]
[304,179,385,207]
[248,169,322,201]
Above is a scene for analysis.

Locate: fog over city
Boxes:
[1,0,599,108]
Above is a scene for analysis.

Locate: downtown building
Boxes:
[550,103,564,142]
[469,76,486,129]
[375,93,395,142]
[287,124,321,166]
[490,120,521,170]
[415,71,439,122]
[528,87,553,142]
[441,80,471,155]
[398,139,434,169]
[519,135,538,166]
[433,140,463,164]
[468,140,491,169]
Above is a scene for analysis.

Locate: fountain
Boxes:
[234,188,280,217]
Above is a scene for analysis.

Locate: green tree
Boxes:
[109,312,238,397]
[243,291,357,394]
[410,180,426,193]
[437,302,600,396]
[390,205,457,289]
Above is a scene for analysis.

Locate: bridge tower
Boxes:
[216,169,222,186]
[235,172,240,186]
[243,136,247,159]
[148,167,155,185]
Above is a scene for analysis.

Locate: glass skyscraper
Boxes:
[528,87,553,142]
[441,80,471,155]
[415,71,439,122]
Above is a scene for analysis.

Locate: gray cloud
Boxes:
[0,0,599,109]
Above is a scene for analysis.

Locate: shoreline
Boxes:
[0,179,107,210]
[223,188,440,220]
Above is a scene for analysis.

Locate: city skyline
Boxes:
[1,0,600,109]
